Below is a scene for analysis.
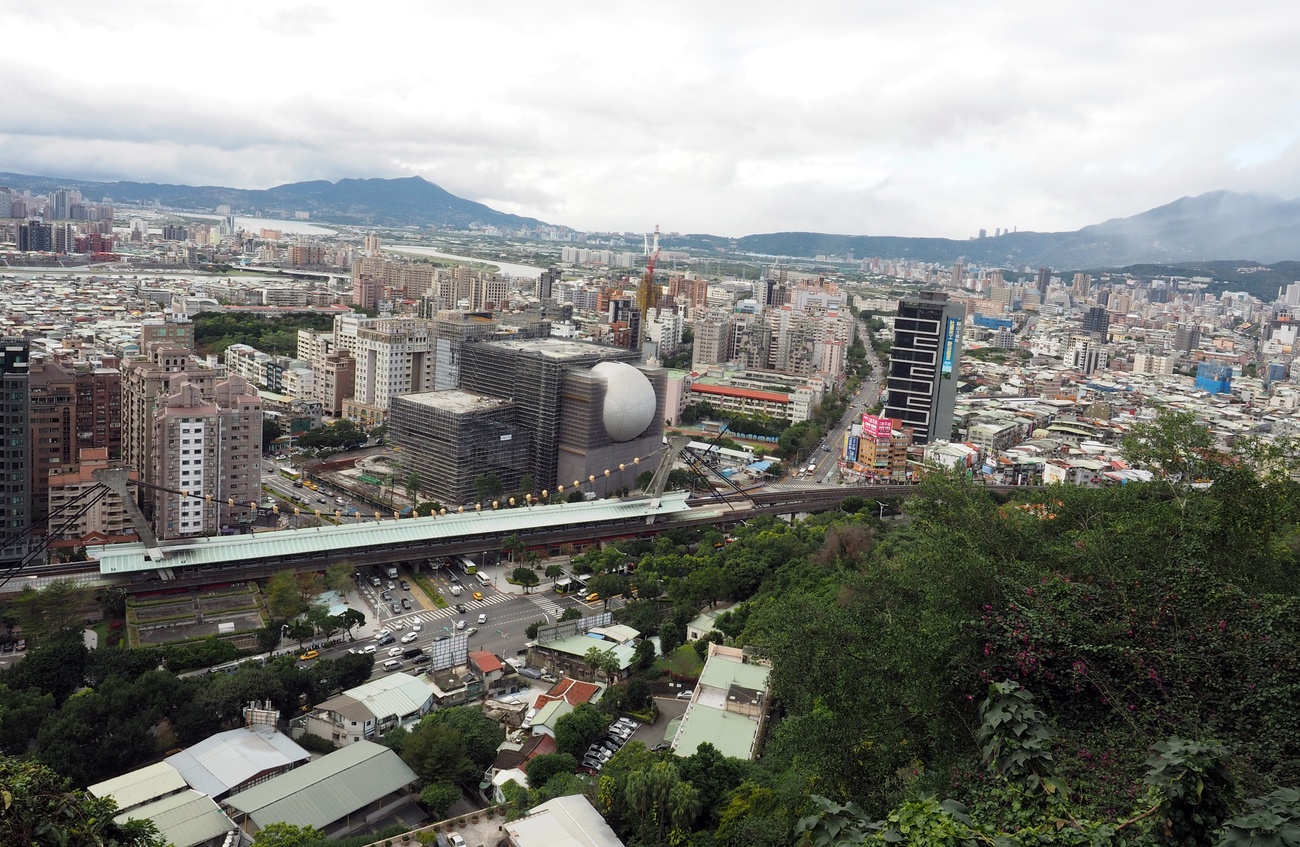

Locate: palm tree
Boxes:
[545,564,564,586]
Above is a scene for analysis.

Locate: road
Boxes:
[296,561,602,677]
[806,316,885,485]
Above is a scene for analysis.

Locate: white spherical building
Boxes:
[591,361,656,442]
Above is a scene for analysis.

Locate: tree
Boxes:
[286,619,314,647]
[501,534,525,563]
[545,564,565,586]
[264,570,307,619]
[323,564,353,595]
[251,822,322,847]
[0,755,165,847]
[422,705,506,773]
[526,752,579,788]
[512,567,540,594]
[9,580,95,639]
[634,640,657,670]
[584,645,615,681]
[554,703,609,757]
[262,416,283,450]
[658,619,684,657]
[7,635,89,704]
[474,472,504,502]
[624,760,700,847]
[337,607,366,641]
[419,782,462,819]
[626,677,653,711]
[559,607,582,623]
[405,470,422,502]
[400,723,470,785]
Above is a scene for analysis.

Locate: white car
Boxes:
[448,834,466,847]
[455,620,467,630]
[477,613,487,624]
[676,689,694,700]
[400,632,419,644]
[388,646,405,657]
[375,629,392,639]
[411,622,422,632]
[361,645,377,654]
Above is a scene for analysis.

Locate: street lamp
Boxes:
[876,500,887,519]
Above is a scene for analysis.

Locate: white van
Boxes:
[476,572,491,587]
[450,585,462,596]
[382,659,401,672]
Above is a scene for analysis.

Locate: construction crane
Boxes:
[637,225,662,331]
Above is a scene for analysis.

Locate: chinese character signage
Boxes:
[861,414,892,439]
[846,436,860,462]
[941,316,960,375]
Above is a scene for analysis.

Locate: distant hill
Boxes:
[673,191,1300,268]
[0,172,550,231]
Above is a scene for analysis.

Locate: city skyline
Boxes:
[4,2,1299,240]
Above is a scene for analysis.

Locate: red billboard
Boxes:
[861,414,893,439]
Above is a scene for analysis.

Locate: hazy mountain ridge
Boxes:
[723,191,1300,267]
[0,173,547,230]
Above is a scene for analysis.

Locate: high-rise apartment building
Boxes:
[537,267,560,302]
[1082,306,1110,337]
[74,364,122,459]
[882,292,965,444]
[0,340,31,567]
[1036,267,1052,294]
[692,311,732,369]
[151,374,261,538]
[351,318,434,410]
[17,220,52,252]
[1173,324,1202,353]
[1072,273,1092,298]
[28,359,76,530]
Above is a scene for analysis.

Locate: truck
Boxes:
[386,565,399,579]
[449,584,463,596]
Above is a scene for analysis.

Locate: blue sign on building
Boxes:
[941,317,960,375]
[1195,362,1233,394]
[846,436,859,462]
[972,313,1013,330]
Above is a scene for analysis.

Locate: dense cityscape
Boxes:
[2,183,1299,847]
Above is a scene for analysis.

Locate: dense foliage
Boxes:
[191,311,338,356]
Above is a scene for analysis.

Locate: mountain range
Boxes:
[4,171,1300,268]
[0,172,545,232]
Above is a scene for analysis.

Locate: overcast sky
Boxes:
[4,1,1299,239]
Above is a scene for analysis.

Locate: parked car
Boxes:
[449,833,466,847]
[540,672,557,683]
[615,718,640,730]
[518,667,542,680]
[401,632,419,643]
[676,689,694,699]
[650,741,673,752]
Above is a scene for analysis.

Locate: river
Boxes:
[383,245,545,280]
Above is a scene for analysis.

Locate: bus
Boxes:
[456,555,478,576]
[279,466,300,481]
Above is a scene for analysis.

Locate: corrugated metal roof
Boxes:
[90,492,693,574]
[116,789,237,847]
[504,795,625,847]
[344,672,432,720]
[166,725,310,798]
[88,761,186,811]
[223,740,417,829]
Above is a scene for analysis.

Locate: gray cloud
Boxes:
[3,0,1300,238]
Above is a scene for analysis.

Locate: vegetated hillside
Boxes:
[0,171,549,230]
[3,414,1299,847]
[191,310,338,356]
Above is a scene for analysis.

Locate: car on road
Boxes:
[317,497,327,504]
[376,634,395,646]
[298,649,319,661]
[454,603,468,614]
[400,580,409,590]
[466,627,478,636]
[411,622,422,632]
[401,598,412,609]
[387,646,405,657]
[361,644,377,654]
[434,634,450,642]
[455,620,467,630]
[586,592,600,602]
[411,654,431,665]
[477,613,487,624]
[387,580,396,590]
[472,591,483,600]
[375,628,392,638]
[381,591,392,601]
[400,632,419,643]
[390,603,400,614]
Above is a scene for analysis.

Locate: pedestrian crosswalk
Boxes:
[388,592,511,628]
[528,594,567,618]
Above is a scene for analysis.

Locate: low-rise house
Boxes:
[297,672,434,746]
[503,794,625,847]
[165,724,310,800]
[222,740,419,840]
[88,762,238,847]
[671,644,771,760]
